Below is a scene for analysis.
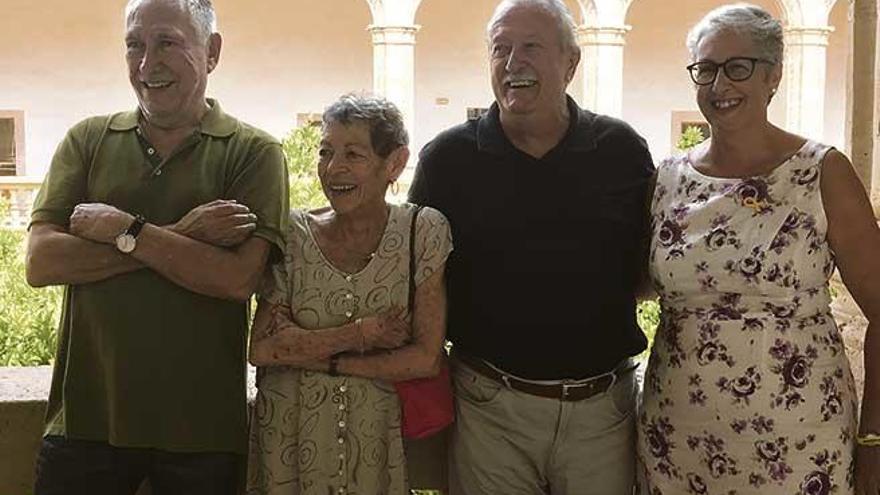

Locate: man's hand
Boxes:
[172,200,257,247]
[69,203,133,244]
[361,308,410,350]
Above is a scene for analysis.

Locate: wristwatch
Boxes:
[115,214,146,253]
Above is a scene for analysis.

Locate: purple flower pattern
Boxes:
[638,143,857,494]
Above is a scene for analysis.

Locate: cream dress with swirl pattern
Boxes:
[247,204,452,495]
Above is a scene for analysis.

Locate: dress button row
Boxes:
[345,311,353,318]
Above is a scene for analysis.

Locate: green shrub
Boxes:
[676,125,708,151]
[637,299,660,360]
[282,124,327,210]
[0,229,61,366]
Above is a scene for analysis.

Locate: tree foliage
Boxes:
[282,124,327,210]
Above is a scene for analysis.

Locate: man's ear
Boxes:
[207,33,222,73]
[565,47,581,83]
[387,146,410,182]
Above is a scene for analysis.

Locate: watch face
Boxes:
[116,234,136,253]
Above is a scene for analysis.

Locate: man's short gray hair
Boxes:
[487,0,580,53]
[322,94,409,159]
[125,0,217,43]
[686,3,783,64]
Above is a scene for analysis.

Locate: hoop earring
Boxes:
[390,181,400,195]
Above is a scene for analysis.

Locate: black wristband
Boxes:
[328,354,341,377]
[126,214,146,238]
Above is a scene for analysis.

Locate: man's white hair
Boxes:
[487,0,580,53]
[125,0,217,42]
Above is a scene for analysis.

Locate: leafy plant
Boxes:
[676,125,708,151]
[282,124,327,210]
[637,299,660,361]
[0,229,61,366]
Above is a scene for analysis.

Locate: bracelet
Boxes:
[328,354,341,377]
[356,318,365,355]
[857,433,880,447]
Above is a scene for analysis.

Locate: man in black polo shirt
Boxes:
[408,0,654,492]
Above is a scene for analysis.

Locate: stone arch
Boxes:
[364,0,423,25]
[774,0,839,26]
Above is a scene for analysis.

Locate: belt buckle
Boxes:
[561,381,575,400]
[561,370,618,401]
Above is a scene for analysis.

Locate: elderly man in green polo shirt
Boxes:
[24,0,288,493]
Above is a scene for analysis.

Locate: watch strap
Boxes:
[126,214,146,238]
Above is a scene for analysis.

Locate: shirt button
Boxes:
[338,421,346,428]
[147,148,155,155]
[153,169,162,176]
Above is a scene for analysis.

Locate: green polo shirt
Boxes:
[31,99,288,453]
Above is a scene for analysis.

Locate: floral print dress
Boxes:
[637,141,858,495]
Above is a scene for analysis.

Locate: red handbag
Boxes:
[393,206,454,439]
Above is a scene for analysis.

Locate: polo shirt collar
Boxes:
[108,98,238,137]
[476,94,597,156]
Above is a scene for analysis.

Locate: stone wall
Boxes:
[0,366,448,494]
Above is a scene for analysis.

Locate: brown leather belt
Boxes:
[455,352,637,402]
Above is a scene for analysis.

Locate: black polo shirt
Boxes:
[409,96,654,380]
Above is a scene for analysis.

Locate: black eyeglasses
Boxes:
[686,57,775,85]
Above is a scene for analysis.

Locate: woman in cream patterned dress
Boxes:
[247,94,452,495]
[637,4,880,494]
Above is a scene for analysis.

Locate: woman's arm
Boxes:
[820,150,880,494]
[249,299,411,366]
[295,268,448,381]
[337,268,448,381]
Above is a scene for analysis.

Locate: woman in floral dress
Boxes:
[246,94,452,495]
[637,4,880,494]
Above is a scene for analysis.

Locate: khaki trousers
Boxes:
[448,359,637,495]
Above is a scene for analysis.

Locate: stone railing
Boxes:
[0,366,448,495]
[0,176,42,229]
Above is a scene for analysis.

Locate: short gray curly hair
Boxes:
[125,0,217,43]
[487,0,580,53]
[322,94,409,159]
[686,3,783,64]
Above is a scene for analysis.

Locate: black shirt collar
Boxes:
[476,95,598,156]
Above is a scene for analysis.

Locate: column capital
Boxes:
[784,25,835,46]
[576,25,631,46]
[368,24,420,45]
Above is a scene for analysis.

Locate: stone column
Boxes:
[846,0,877,198]
[783,26,834,140]
[368,25,419,144]
[577,25,630,117]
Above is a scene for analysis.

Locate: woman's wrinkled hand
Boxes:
[361,308,410,350]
